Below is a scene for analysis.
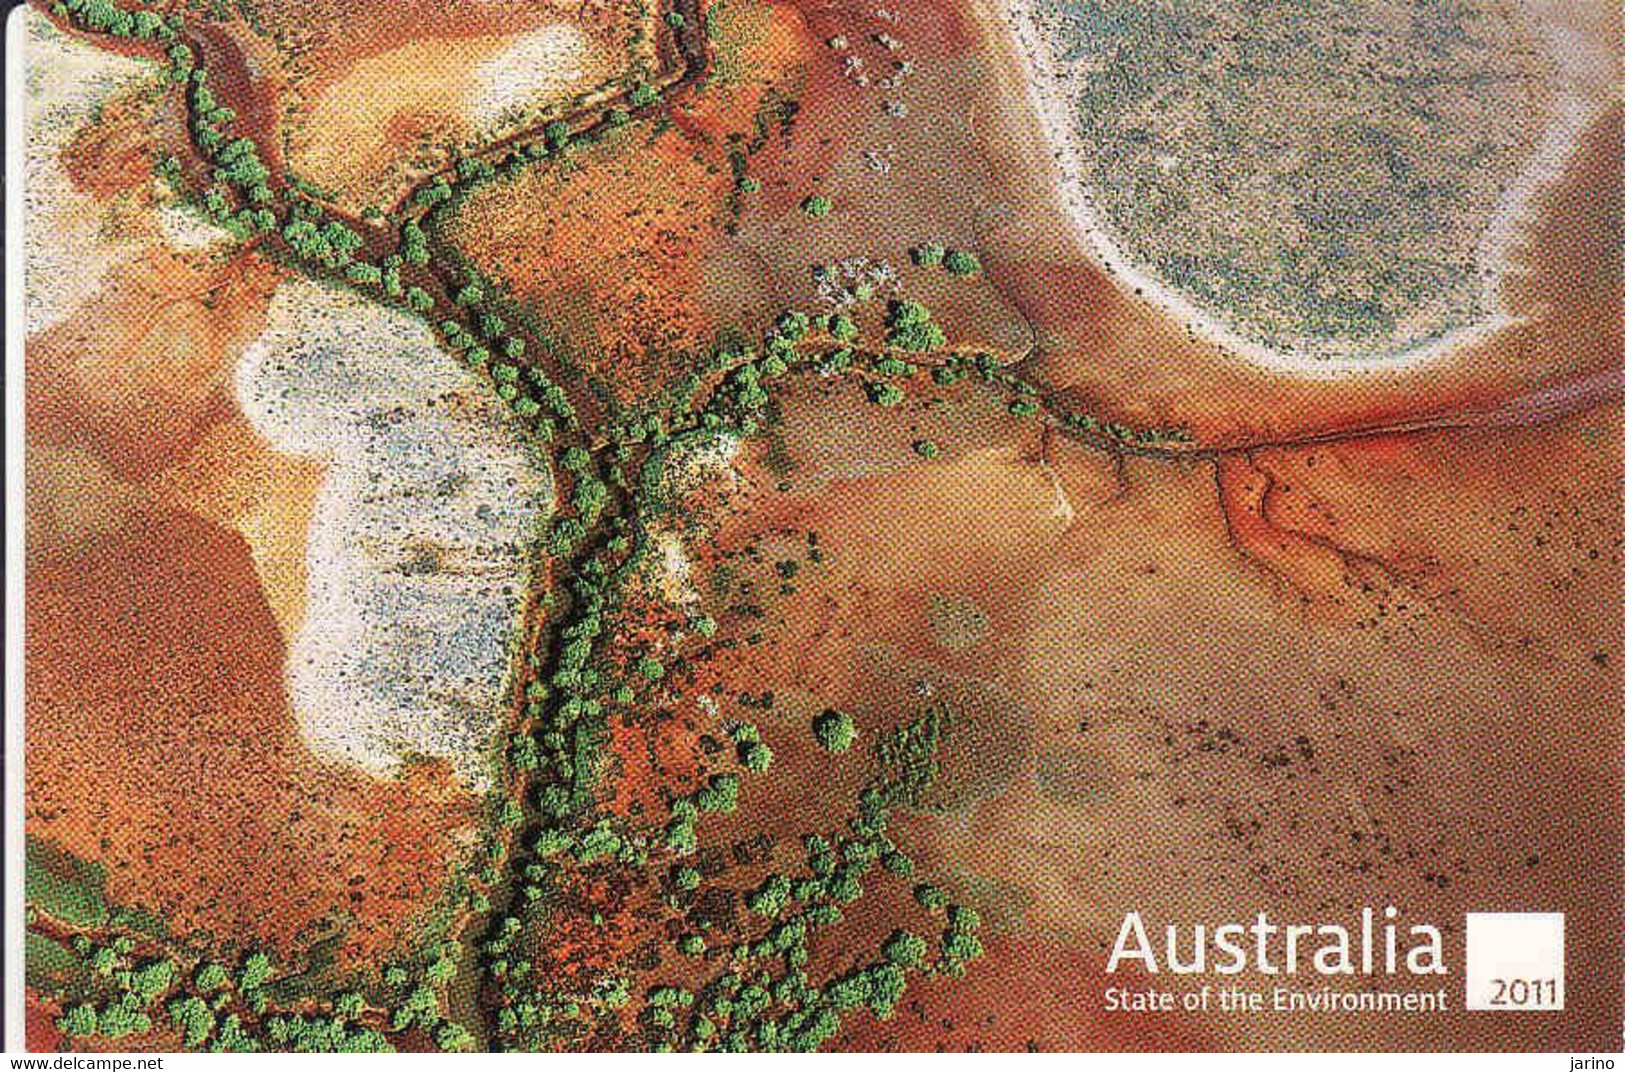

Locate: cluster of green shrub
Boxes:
[629,706,984,1052]
[885,300,946,354]
[46,935,314,1053]
[910,242,981,277]
[929,352,1194,445]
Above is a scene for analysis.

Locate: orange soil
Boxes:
[148,416,324,645]
[26,250,281,482]
[621,368,1620,1050]
[27,510,469,955]
[57,84,162,198]
[25,995,64,1053]
[26,204,477,965]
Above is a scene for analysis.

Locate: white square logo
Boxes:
[1465,912,1564,1011]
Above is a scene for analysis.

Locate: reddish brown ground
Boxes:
[839,939,1209,1052]
[440,1,813,411]
[25,997,64,1053]
[617,368,1620,1051]
[27,509,472,957]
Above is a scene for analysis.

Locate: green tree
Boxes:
[96,1000,152,1039]
[391,985,440,1031]
[867,964,906,1020]
[802,194,832,219]
[434,1021,474,1051]
[414,179,452,208]
[867,382,905,407]
[401,220,430,265]
[740,739,773,773]
[425,954,457,985]
[745,874,791,916]
[58,1004,97,1038]
[696,773,739,813]
[168,996,215,1048]
[239,951,272,991]
[941,929,985,965]
[882,928,927,967]
[911,242,945,268]
[131,958,176,1003]
[776,310,811,341]
[344,263,382,286]
[195,961,228,993]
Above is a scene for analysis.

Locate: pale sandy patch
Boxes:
[155,195,238,254]
[641,433,743,608]
[651,529,700,610]
[469,25,596,130]
[291,26,606,203]
[22,8,159,334]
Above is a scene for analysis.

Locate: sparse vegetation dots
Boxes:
[812,709,857,754]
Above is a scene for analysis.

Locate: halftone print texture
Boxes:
[17,0,1621,1054]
